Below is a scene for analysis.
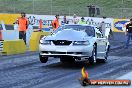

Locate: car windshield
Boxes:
[53,25,95,37]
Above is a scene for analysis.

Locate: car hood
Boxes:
[45,29,92,41]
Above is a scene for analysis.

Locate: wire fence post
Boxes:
[51,0,53,15]
[86,7,88,17]
[121,0,124,18]
[32,0,35,14]
[13,1,15,13]
[68,7,70,16]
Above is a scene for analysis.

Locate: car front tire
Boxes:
[39,55,48,63]
[89,45,97,65]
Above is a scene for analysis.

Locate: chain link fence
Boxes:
[0,0,132,18]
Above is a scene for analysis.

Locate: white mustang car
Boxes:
[39,24,110,64]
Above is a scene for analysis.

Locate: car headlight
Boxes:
[73,41,90,45]
[40,40,51,45]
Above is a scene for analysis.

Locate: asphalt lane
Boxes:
[0,32,132,88]
[0,46,132,88]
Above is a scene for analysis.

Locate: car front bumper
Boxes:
[39,51,90,57]
[39,44,93,57]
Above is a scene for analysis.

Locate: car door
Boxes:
[95,28,108,57]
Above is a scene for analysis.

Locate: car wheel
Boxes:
[89,45,97,65]
[39,55,48,63]
[60,57,75,63]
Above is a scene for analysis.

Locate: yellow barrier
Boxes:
[29,31,50,51]
[0,13,20,25]
[2,39,26,55]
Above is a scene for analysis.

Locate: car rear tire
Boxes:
[60,56,75,63]
[39,55,48,63]
[89,45,97,65]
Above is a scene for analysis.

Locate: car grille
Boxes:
[41,51,82,54]
[52,40,72,45]
[50,52,74,54]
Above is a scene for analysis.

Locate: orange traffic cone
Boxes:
[39,19,42,31]
[34,19,43,32]
[0,30,2,40]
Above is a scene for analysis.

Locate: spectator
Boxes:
[125,18,132,49]
[79,17,86,24]
[99,16,106,37]
[123,20,130,31]
[17,12,29,44]
[52,15,60,30]
[72,14,79,24]
[61,15,69,25]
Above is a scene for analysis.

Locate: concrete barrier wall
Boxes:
[2,39,26,55]
[29,31,50,51]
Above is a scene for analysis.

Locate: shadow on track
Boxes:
[41,61,106,70]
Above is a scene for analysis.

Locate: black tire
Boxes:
[39,55,48,63]
[89,45,97,65]
[60,56,75,63]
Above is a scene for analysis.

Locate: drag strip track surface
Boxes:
[0,47,132,88]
